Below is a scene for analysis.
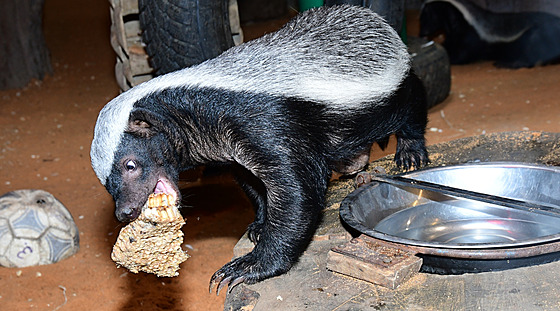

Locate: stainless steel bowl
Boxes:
[340,162,560,249]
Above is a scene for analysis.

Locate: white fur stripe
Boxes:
[90,91,137,184]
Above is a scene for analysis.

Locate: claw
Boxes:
[209,272,224,294]
[248,230,260,244]
[209,249,281,296]
[395,152,429,171]
[228,276,246,293]
[247,222,263,244]
[209,273,247,295]
[216,276,232,296]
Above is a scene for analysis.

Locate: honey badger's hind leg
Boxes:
[210,155,330,294]
[334,146,371,175]
[395,72,429,170]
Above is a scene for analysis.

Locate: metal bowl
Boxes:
[340,162,560,249]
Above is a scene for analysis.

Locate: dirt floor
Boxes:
[0,1,558,310]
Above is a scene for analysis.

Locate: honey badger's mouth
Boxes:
[153,178,179,206]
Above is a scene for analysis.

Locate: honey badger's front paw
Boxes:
[209,251,289,295]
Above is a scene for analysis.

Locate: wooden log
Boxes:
[0,0,52,90]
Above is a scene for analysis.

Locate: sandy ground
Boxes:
[0,1,558,310]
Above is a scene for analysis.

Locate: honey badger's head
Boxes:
[109,111,182,222]
[91,93,182,222]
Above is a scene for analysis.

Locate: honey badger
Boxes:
[90,5,428,293]
[420,0,560,68]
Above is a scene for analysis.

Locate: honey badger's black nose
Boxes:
[115,204,141,222]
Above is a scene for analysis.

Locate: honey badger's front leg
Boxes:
[210,150,330,294]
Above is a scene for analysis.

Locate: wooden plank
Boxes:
[326,235,422,289]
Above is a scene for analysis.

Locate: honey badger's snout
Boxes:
[107,167,152,222]
[114,178,179,222]
[113,188,147,222]
[115,201,142,222]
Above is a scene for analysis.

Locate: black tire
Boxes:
[138,0,235,75]
[408,36,451,109]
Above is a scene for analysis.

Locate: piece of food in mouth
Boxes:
[111,193,189,277]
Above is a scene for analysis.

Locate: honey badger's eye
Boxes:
[124,160,137,171]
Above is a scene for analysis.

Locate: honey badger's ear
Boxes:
[127,109,161,137]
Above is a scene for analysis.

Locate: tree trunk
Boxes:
[0,0,52,90]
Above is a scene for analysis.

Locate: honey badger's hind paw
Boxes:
[209,252,288,295]
[394,139,429,170]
